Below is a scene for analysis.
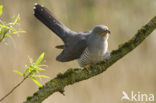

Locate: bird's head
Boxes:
[92,25,111,36]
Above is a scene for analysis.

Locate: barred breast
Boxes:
[78,40,108,67]
[78,48,90,67]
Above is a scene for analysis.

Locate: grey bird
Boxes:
[33,4,111,68]
[78,25,111,67]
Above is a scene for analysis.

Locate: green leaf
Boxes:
[12,30,25,34]
[29,70,37,77]
[36,68,45,71]
[0,24,9,29]
[23,67,29,77]
[32,77,42,87]
[0,5,3,16]
[34,75,49,78]
[12,14,20,27]
[13,70,23,76]
[28,57,33,64]
[38,65,48,67]
[35,53,45,65]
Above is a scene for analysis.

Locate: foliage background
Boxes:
[0,0,156,103]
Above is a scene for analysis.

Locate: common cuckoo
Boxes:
[33,4,111,68]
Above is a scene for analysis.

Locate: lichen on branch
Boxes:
[24,16,156,103]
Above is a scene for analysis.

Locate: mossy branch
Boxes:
[24,16,156,103]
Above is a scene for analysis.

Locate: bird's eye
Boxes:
[96,30,103,34]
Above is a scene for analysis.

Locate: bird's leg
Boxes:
[103,56,111,63]
[103,50,111,63]
[103,59,107,63]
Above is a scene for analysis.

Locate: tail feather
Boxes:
[33,4,71,42]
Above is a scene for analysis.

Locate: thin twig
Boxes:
[0,75,29,102]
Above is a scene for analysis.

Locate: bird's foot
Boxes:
[84,65,90,71]
[103,59,107,63]
[103,50,111,62]
[103,58,110,63]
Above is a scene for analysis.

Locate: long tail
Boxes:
[33,3,71,42]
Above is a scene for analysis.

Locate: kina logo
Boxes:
[121,91,154,102]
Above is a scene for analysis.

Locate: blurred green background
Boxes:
[0,0,156,103]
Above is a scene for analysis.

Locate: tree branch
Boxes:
[23,16,156,103]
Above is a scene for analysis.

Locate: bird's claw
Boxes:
[84,65,90,71]
[103,59,107,63]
